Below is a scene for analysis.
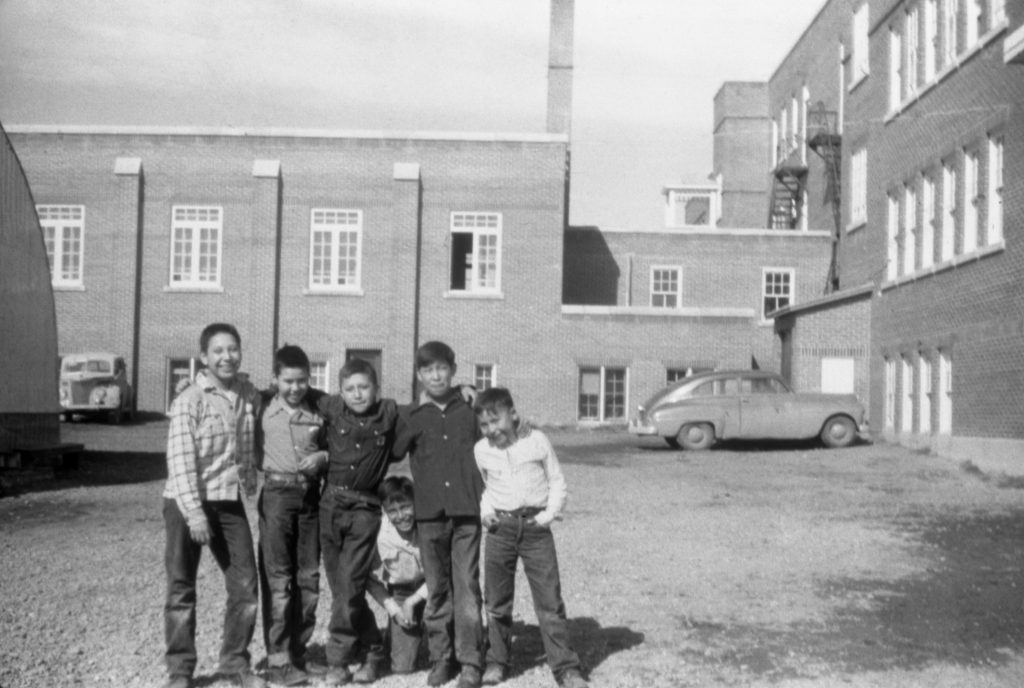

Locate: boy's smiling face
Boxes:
[200,332,241,388]
[416,361,455,401]
[340,372,378,415]
[273,366,309,408]
[384,500,415,534]
[477,405,519,449]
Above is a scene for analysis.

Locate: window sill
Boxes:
[846,219,867,234]
[848,71,868,94]
[53,283,85,292]
[879,240,1005,292]
[443,290,504,300]
[302,287,365,297]
[163,284,224,293]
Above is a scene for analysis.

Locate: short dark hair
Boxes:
[473,387,515,416]
[378,476,415,506]
[273,344,310,375]
[339,357,378,386]
[415,340,455,369]
[199,323,241,353]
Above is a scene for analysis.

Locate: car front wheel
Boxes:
[820,415,856,448]
[677,423,715,450]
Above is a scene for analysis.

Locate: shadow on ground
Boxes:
[2,449,166,496]
[508,617,644,678]
[677,511,1024,680]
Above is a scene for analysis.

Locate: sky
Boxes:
[0,0,825,229]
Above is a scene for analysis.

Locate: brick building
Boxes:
[720,0,1024,468]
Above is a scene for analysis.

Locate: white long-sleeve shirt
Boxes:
[473,429,567,526]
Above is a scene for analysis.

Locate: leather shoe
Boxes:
[324,665,353,686]
[163,676,192,688]
[559,669,589,688]
[266,663,308,686]
[481,663,506,685]
[427,660,456,687]
[456,665,482,688]
[352,661,381,684]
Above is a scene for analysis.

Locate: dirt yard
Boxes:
[3,419,1024,688]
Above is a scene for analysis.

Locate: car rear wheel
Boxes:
[677,423,715,450]
[820,415,856,448]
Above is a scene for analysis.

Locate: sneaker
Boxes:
[481,663,506,685]
[456,665,482,688]
[266,664,309,686]
[163,676,193,688]
[559,669,589,688]
[324,665,353,686]
[352,661,381,684]
[427,660,456,687]
[221,670,268,688]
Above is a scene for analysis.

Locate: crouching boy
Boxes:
[366,476,428,675]
[473,388,588,688]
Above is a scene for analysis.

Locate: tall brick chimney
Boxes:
[546,0,574,137]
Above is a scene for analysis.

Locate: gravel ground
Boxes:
[4,420,1024,688]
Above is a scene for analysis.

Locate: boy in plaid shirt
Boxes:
[162,323,265,688]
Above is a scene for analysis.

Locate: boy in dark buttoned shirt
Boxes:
[317,358,401,686]
[393,341,485,688]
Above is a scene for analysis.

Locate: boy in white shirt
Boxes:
[472,388,587,688]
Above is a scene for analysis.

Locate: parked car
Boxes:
[59,353,133,423]
[628,369,868,450]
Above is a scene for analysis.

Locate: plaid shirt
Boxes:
[163,370,261,527]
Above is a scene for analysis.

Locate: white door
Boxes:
[820,357,855,394]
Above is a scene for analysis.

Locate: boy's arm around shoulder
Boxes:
[533,430,567,527]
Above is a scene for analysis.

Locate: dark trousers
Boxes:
[418,516,484,669]
[163,498,259,678]
[484,513,581,679]
[258,482,320,667]
[386,585,426,673]
[320,489,384,667]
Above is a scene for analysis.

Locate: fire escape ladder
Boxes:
[807,102,842,294]
[768,167,807,230]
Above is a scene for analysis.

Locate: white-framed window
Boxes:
[906,6,920,96]
[963,150,980,253]
[850,147,867,226]
[800,85,810,164]
[887,193,900,280]
[901,356,914,433]
[578,366,627,422]
[938,350,953,434]
[943,0,959,66]
[966,0,982,47]
[790,95,800,154]
[474,364,496,391]
[309,209,362,291]
[852,3,870,82]
[664,186,719,227]
[941,162,957,261]
[450,212,501,294]
[919,355,933,435]
[884,358,897,430]
[771,119,779,168]
[762,268,794,320]
[170,205,222,287]
[924,0,938,81]
[36,204,84,287]
[309,361,330,393]
[780,106,789,162]
[903,184,917,275]
[987,135,1003,244]
[921,175,935,269]
[167,357,201,411]
[650,266,682,308]
[990,0,1006,26]
[889,25,903,110]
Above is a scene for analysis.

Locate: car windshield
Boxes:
[64,359,112,374]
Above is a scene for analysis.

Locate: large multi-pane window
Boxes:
[924,0,938,81]
[450,212,501,294]
[962,150,980,253]
[37,205,84,287]
[889,26,903,110]
[938,351,953,434]
[850,148,867,225]
[905,6,920,97]
[903,184,917,275]
[309,209,362,291]
[987,135,1003,244]
[578,366,626,422]
[309,362,329,393]
[650,267,681,308]
[761,269,793,320]
[884,358,897,430]
[852,3,870,82]
[941,163,957,261]
[901,357,914,433]
[921,175,935,268]
[474,364,496,391]
[887,194,900,280]
[919,355,933,435]
[170,206,221,287]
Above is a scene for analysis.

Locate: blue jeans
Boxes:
[258,482,320,667]
[320,489,384,667]
[484,512,581,679]
[163,498,259,678]
[418,516,484,669]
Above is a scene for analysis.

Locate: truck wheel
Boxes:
[820,415,856,448]
[677,423,715,450]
